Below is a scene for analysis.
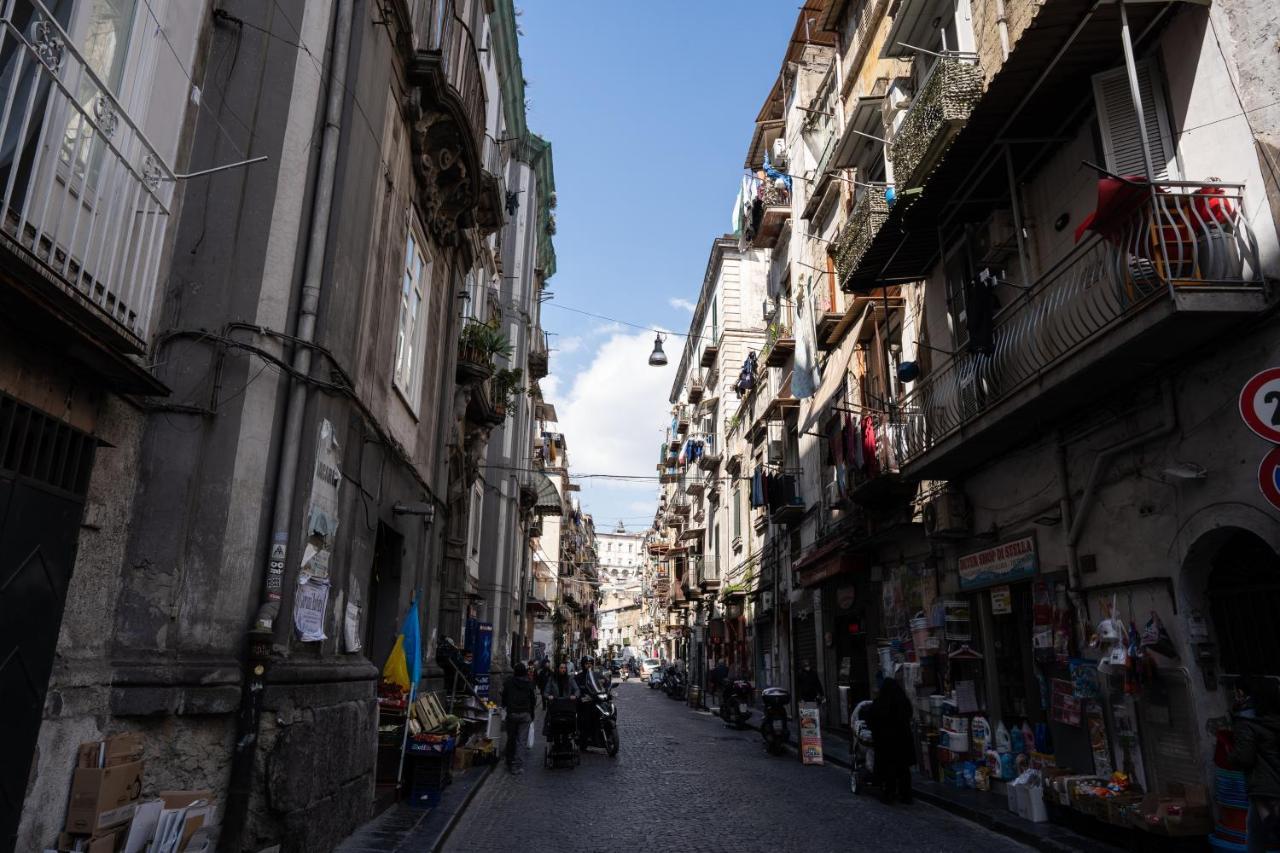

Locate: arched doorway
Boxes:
[1206,529,1280,678]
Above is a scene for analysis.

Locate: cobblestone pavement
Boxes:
[434,682,1032,853]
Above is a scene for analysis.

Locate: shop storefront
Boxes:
[794,546,868,730]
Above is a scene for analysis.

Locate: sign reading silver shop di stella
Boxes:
[958,535,1038,590]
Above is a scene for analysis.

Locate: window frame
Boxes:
[393,214,432,413]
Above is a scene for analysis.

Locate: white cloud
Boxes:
[557,336,583,354]
[589,321,625,337]
[669,297,696,313]
[545,330,673,521]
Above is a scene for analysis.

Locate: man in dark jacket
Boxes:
[864,677,917,804]
[796,659,825,703]
[501,663,538,773]
[1230,677,1280,852]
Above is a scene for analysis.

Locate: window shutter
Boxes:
[1092,60,1177,181]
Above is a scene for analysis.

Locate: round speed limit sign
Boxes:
[1239,368,1280,444]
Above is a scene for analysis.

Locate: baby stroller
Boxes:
[849,700,876,794]
[543,698,580,768]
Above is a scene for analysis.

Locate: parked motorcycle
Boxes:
[662,666,686,700]
[760,687,790,755]
[719,677,753,728]
[647,668,664,689]
[578,679,620,757]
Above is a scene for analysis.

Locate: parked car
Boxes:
[643,658,661,676]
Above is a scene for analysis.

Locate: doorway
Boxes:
[0,395,96,850]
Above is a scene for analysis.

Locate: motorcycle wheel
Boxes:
[603,725,619,758]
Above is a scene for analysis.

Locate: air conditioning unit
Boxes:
[921,484,967,537]
[922,490,970,539]
[974,209,1019,266]
[767,440,785,465]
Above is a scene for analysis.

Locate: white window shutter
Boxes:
[1092,59,1177,181]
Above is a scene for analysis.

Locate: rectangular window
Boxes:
[1092,59,1177,181]
[394,221,431,410]
[732,482,742,541]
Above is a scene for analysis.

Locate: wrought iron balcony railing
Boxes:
[410,0,486,156]
[888,54,982,192]
[895,180,1265,470]
[0,0,177,350]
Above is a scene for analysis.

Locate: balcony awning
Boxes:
[530,472,562,516]
[880,0,951,59]
[678,527,705,541]
[535,402,559,422]
[830,95,886,172]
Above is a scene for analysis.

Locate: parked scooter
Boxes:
[719,677,753,728]
[662,666,686,700]
[760,687,790,754]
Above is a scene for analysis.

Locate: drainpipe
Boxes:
[994,0,1011,61]
[1056,380,1176,645]
[222,1,354,849]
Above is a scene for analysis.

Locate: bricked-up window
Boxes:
[394,218,431,411]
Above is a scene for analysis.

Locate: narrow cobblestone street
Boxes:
[430,682,1032,853]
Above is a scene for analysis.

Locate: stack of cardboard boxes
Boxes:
[48,733,217,853]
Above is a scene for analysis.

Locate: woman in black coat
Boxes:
[865,677,917,804]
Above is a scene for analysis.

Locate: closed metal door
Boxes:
[0,394,95,852]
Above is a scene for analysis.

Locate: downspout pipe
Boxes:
[256,0,355,631]
[1057,379,1176,644]
[222,3,353,850]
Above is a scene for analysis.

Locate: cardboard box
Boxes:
[65,761,143,835]
[77,734,144,770]
[54,827,125,852]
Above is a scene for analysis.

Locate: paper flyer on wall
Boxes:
[294,578,330,642]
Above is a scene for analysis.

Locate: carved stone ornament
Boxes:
[410,105,478,247]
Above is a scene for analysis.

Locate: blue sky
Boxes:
[518,0,796,530]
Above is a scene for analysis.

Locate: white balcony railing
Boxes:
[896,180,1264,467]
[0,0,176,348]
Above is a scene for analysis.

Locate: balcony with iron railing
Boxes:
[697,434,721,470]
[408,0,486,156]
[750,179,792,250]
[830,185,890,288]
[761,323,794,367]
[887,54,982,194]
[528,329,549,379]
[894,180,1269,478]
[769,469,806,525]
[0,1,176,362]
[687,375,704,404]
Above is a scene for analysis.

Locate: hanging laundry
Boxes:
[862,415,879,477]
[750,467,765,508]
[966,269,998,355]
[847,413,863,471]
[827,417,844,467]
[735,352,759,397]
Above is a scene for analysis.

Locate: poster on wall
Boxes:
[991,586,1012,615]
[958,535,1038,590]
[799,702,824,765]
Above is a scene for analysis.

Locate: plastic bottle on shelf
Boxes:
[970,716,991,754]
[1022,721,1035,754]
[1010,722,1025,754]
[996,721,1012,753]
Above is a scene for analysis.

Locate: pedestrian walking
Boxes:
[796,659,825,703]
[535,659,552,709]
[501,662,537,774]
[1230,676,1280,852]
[864,677,916,804]
[709,659,729,704]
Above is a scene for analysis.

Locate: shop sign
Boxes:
[958,535,1038,590]
[799,703,824,765]
[1259,445,1280,513]
[990,585,1012,615]
[1239,367,1280,444]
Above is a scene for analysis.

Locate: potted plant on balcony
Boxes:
[457,322,513,384]
[492,367,525,419]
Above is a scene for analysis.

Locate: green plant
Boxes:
[459,323,515,363]
[492,367,525,411]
